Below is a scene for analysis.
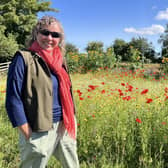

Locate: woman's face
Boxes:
[36,23,61,50]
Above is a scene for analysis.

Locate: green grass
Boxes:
[1,69,168,168]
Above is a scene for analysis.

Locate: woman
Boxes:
[5,16,79,168]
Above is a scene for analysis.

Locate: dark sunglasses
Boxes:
[39,29,62,38]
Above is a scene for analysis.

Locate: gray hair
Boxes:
[27,16,65,56]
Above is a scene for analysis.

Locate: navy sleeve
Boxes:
[5,53,28,127]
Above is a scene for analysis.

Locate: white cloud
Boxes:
[124,24,165,35]
[155,8,168,20]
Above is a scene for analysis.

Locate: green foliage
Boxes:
[65,38,157,73]
[160,57,168,74]
[1,69,168,167]
[0,0,58,62]
[85,41,104,53]
[0,33,18,62]
[85,51,104,72]
[159,24,168,58]
[65,43,80,73]
[112,37,155,63]
[66,50,117,73]
[129,46,141,62]
[104,47,117,67]
[129,37,155,61]
[113,39,129,61]
[66,42,117,73]
[129,37,150,53]
[74,71,168,168]
[65,42,79,53]
[66,52,80,73]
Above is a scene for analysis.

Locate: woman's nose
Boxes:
[47,34,53,39]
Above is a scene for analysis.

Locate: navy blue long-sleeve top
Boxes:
[5,53,63,127]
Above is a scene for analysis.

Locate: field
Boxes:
[0,68,168,168]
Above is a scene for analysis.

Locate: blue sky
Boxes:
[39,0,168,53]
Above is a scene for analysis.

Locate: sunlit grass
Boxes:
[0,69,168,168]
[72,70,168,168]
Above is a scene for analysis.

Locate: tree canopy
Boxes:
[65,42,79,54]
[113,39,129,61]
[0,0,58,62]
[111,37,156,62]
[159,24,168,58]
[85,41,104,53]
[129,37,155,61]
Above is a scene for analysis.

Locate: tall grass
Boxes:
[0,74,20,168]
[72,69,168,168]
[0,68,168,168]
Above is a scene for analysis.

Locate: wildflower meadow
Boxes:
[0,67,168,168]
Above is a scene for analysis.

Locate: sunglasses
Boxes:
[39,29,62,38]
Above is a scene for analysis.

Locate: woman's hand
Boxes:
[18,123,32,140]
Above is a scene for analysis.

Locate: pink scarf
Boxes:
[29,41,76,139]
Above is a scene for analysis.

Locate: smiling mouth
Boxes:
[44,43,53,46]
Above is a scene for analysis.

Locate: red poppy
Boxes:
[119,92,124,96]
[141,89,148,95]
[101,82,105,85]
[165,87,168,93]
[165,96,168,101]
[121,83,125,86]
[101,90,105,94]
[77,89,82,96]
[136,118,142,123]
[88,85,99,90]
[122,96,131,101]
[118,89,122,92]
[127,85,133,92]
[79,97,84,100]
[126,83,133,91]
[146,98,153,103]
[161,122,166,125]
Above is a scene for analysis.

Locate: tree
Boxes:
[65,42,79,54]
[65,42,80,72]
[129,37,155,62]
[128,46,141,62]
[0,32,19,62]
[85,41,104,53]
[113,39,129,61]
[0,0,58,62]
[104,46,117,67]
[159,24,168,58]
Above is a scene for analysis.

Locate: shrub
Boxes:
[85,41,104,53]
[65,43,79,53]
[160,57,168,74]
[0,33,18,62]
[65,52,79,73]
